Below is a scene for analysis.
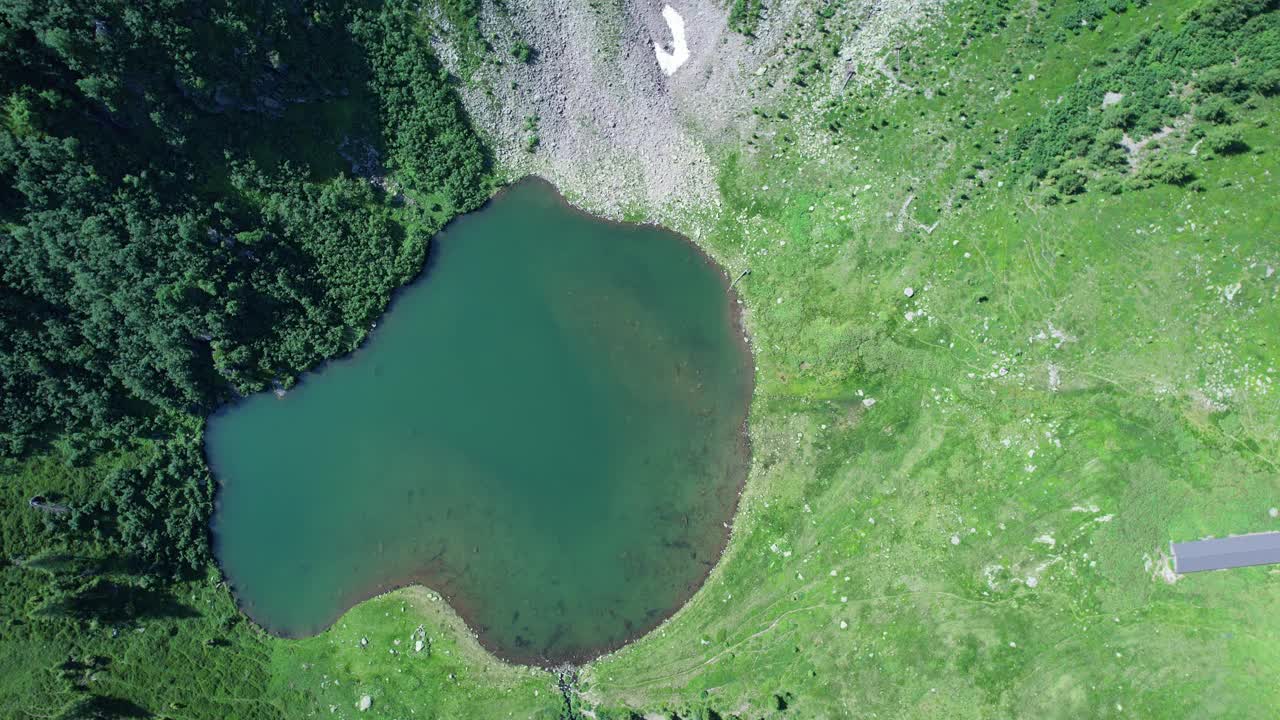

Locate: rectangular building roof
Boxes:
[1171,532,1280,573]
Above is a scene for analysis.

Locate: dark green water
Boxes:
[207,178,752,666]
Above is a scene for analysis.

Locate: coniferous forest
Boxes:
[2,0,486,561]
[3,0,1280,717]
[1,4,488,715]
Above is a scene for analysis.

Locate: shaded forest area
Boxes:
[1,0,488,459]
[0,2,489,715]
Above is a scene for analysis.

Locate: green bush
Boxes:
[1090,173,1127,194]
[1142,153,1196,185]
[1203,125,1249,154]
[728,0,764,35]
[1254,68,1280,96]
[511,41,533,63]
[1195,97,1236,124]
[1088,127,1130,169]
[1051,160,1089,195]
[1198,64,1253,102]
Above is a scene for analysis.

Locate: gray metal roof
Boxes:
[1171,532,1280,573]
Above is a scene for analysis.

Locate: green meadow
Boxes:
[2,0,1277,718]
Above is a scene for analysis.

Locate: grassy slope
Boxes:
[1,448,558,719]
[581,0,1279,717]
[3,1,1277,718]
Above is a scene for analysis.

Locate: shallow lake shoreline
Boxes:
[206,175,757,667]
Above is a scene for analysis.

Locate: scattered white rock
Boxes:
[1034,534,1056,548]
[1026,577,1039,588]
[950,535,960,546]
[1270,507,1278,518]
[904,286,915,297]
[839,620,848,629]
[415,640,425,653]
[358,695,372,712]
[1149,549,1179,584]
[862,398,877,408]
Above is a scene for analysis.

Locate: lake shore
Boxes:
[207,177,756,668]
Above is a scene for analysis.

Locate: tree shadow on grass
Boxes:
[37,577,199,625]
[58,694,152,719]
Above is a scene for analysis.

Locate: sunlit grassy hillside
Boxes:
[2,0,1276,718]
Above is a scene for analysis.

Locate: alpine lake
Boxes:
[207,178,753,666]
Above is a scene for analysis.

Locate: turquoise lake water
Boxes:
[207,178,752,665]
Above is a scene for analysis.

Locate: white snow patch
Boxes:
[654,6,690,76]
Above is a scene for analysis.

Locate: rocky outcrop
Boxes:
[430,0,941,228]
[430,0,778,225]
